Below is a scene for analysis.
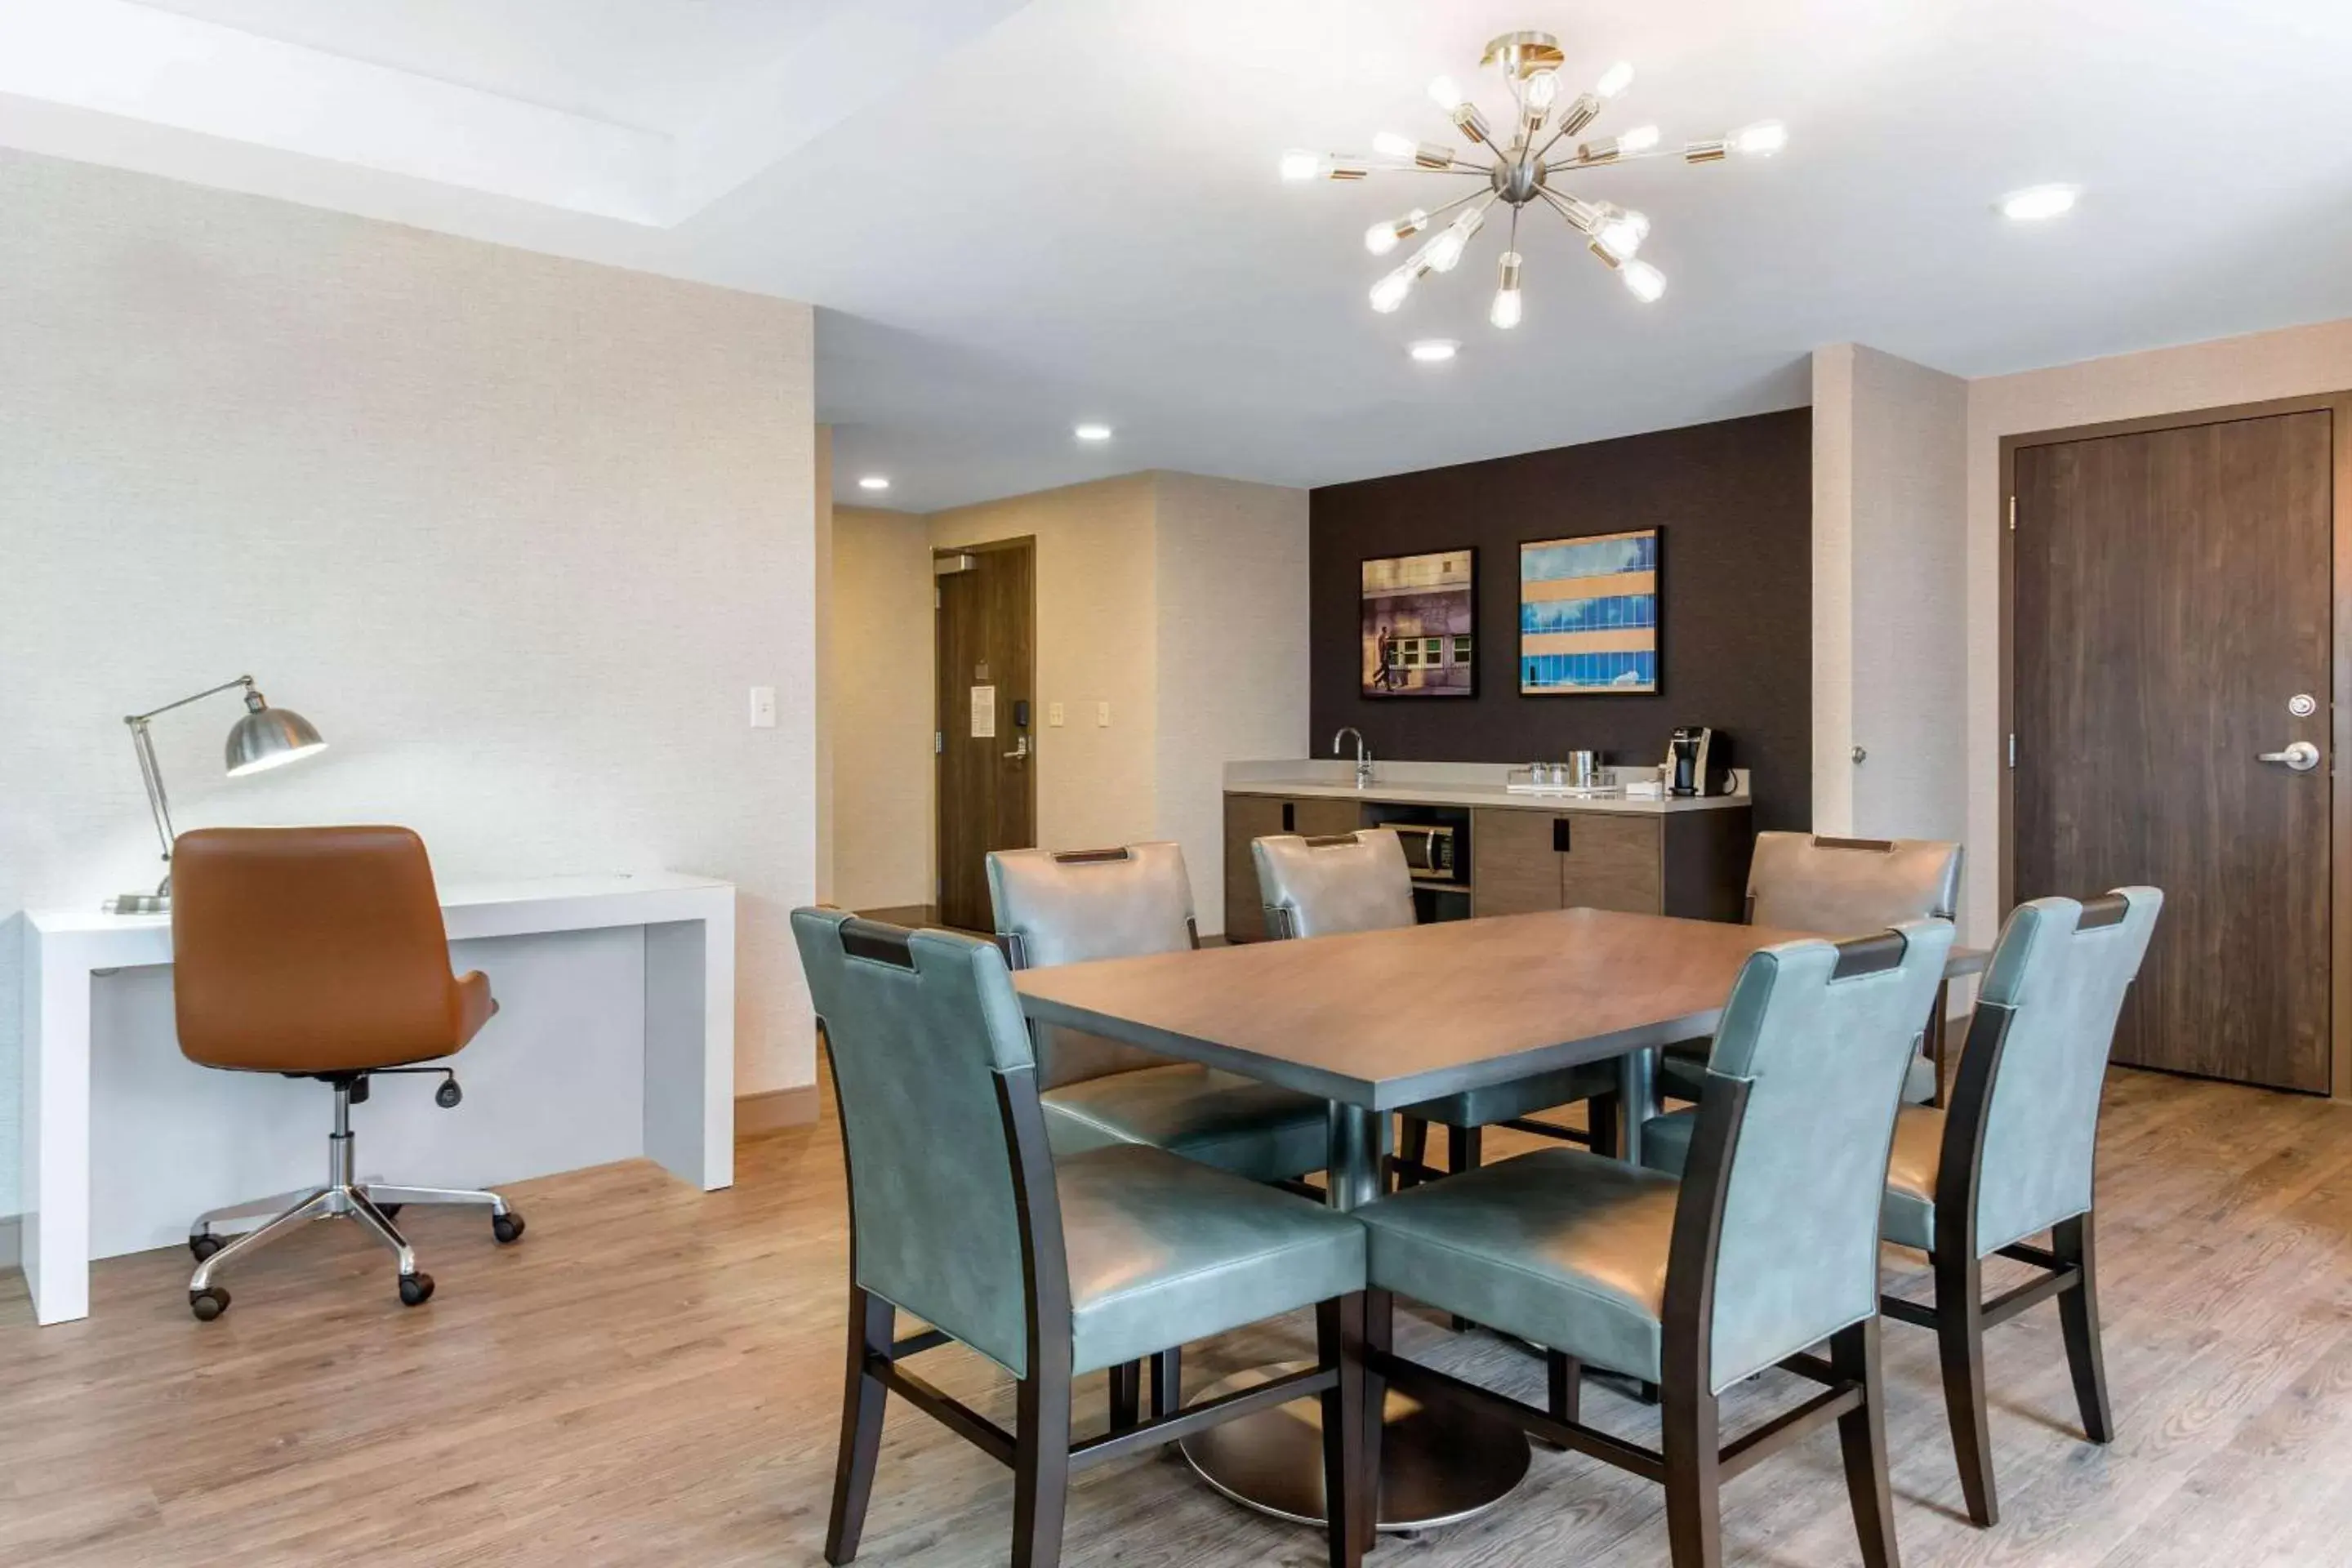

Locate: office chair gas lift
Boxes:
[172,826,525,1319]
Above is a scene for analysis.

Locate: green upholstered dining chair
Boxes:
[1660,832,1963,1108]
[1872,888,2162,1527]
[795,909,1370,1568]
[1356,919,1954,1568]
[1251,828,1622,1186]
[987,841,1331,1419]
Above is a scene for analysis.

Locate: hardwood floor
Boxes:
[4,1067,2351,1566]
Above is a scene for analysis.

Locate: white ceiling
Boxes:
[7,0,2352,513]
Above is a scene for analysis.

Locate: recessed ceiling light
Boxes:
[858,475,890,491]
[1999,185,2079,222]
[1408,339,1459,363]
[1074,422,1113,441]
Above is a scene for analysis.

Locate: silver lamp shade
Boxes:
[225,702,327,776]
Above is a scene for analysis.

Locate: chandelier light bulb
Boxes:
[1731,120,1788,157]
[1365,207,1430,256]
[1428,75,1465,112]
[1593,208,1651,262]
[1372,131,1418,160]
[1521,70,1561,110]
[1595,60,1636,100]
[1617,124,1662,155]
[1279,149,1321,181]
[1369,267,1414,314]
[1622,260,1667,303]
[1420,206,1487,274]
[1490,251,1525,328]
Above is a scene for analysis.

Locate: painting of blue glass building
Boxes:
[1519,528,1659,694]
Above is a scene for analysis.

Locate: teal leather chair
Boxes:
[1874,888,2161,1526]
[795,909,1370,1568]
[1251,828,1622,1183]
[989,841,1334,1419]
[1356,919,1954,1568]
[1660,832,1962,1108]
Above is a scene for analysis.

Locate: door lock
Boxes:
[2258,740,2322,772]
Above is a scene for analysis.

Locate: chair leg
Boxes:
[1831,1318,1901,1568]
[1934,1246,1999,1527]
[1585,1093,1621,1160]
[1361,1288,1393,1552]
[826,1286,894,1565]
[1396,1116,1431,1190]
[1547,1349,1581,1427]
[1108,1361,1142,1431]
[1446,1128,1484,1332]
[2053,1213,2114,1444]
[1012,1356,1072,1568]
[1150,1348,1182,1419]
[1317,1294,1370,1568]
[1660,1365,1723,1568]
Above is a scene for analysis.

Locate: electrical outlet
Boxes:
[1096,702,1111,727]
[1048,702,1065,727]
[749,686,777,728]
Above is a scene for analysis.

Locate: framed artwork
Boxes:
[1519,528,1659,694]
[1361,549,1477,697]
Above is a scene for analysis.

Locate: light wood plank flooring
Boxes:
[4,1067,2351,1566]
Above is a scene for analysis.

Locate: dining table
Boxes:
[1014,906,1989,1531]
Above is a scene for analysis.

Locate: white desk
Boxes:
[20,871,735,1325]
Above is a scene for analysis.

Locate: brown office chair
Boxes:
[173,826,523,1321]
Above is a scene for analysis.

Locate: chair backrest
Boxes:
[1251,829,1417,939]
[171,826,466,1073]
[1747,832,1963,933]
[1688,918,1954,1391]
[986,842,1195,1087]
[794,907,1050,1378]
[1958,888,2163,1255]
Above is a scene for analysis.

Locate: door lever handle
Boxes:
[2258,740,2321,772]
[1002,736,1031,761]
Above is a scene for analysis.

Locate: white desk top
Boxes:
[27,871,733,948]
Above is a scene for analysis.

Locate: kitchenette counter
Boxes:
[1223,760,1751,814]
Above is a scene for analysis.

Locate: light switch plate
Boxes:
[1048,702,1065,727]
[1096,701,1111,727]
[749,686,777,728]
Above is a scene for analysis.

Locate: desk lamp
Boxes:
[107,675,327,912]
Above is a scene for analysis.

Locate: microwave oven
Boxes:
[1388,822,1457,880]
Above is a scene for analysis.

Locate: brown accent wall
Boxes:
[1309,408,1812,831]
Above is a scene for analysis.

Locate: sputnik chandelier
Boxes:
[1281,30,1785,325]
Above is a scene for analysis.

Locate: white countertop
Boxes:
[1223,760,1751,815]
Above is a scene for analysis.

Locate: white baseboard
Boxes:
[736,1085,819,1136]
[0,1214,19,1272]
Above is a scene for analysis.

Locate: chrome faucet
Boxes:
[1332,727,1374,789]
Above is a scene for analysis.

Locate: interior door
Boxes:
[2012,410,2334,1091]
[934,540,1036,932]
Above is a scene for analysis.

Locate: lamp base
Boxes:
[105,890,171,915]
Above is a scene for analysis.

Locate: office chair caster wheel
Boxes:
[189,1286,230,1321]
[398,1272,435,1307]
[189,1232,223,1262]
[492,1211,526,1245]
[435,1079,463,1109]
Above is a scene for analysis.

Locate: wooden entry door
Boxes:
[2011,407,2338,1092]
[934,540,1036,931]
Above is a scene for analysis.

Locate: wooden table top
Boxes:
[1014,908,1988,1111]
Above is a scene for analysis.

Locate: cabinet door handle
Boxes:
[1552,817,1572,853]
[1282,801,1296,833]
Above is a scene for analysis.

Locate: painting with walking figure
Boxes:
[1521,528,1659,694]
[1361,549,1476,697]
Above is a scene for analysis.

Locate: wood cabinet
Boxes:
[1470,804,1750,922]
[1222,794,1365,941]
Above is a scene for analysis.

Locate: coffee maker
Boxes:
[1663,726,1735,796]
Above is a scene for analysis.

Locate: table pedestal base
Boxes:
[1178,1362,1530,1532]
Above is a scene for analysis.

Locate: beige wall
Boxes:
[1961,318,2352,943]
[930,474,1163,858]
[1154,474,1313,924]
[0,149,822,1213]
[1813,344,1969,849]
[826,472,1310,932]
[828,506,937,908]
